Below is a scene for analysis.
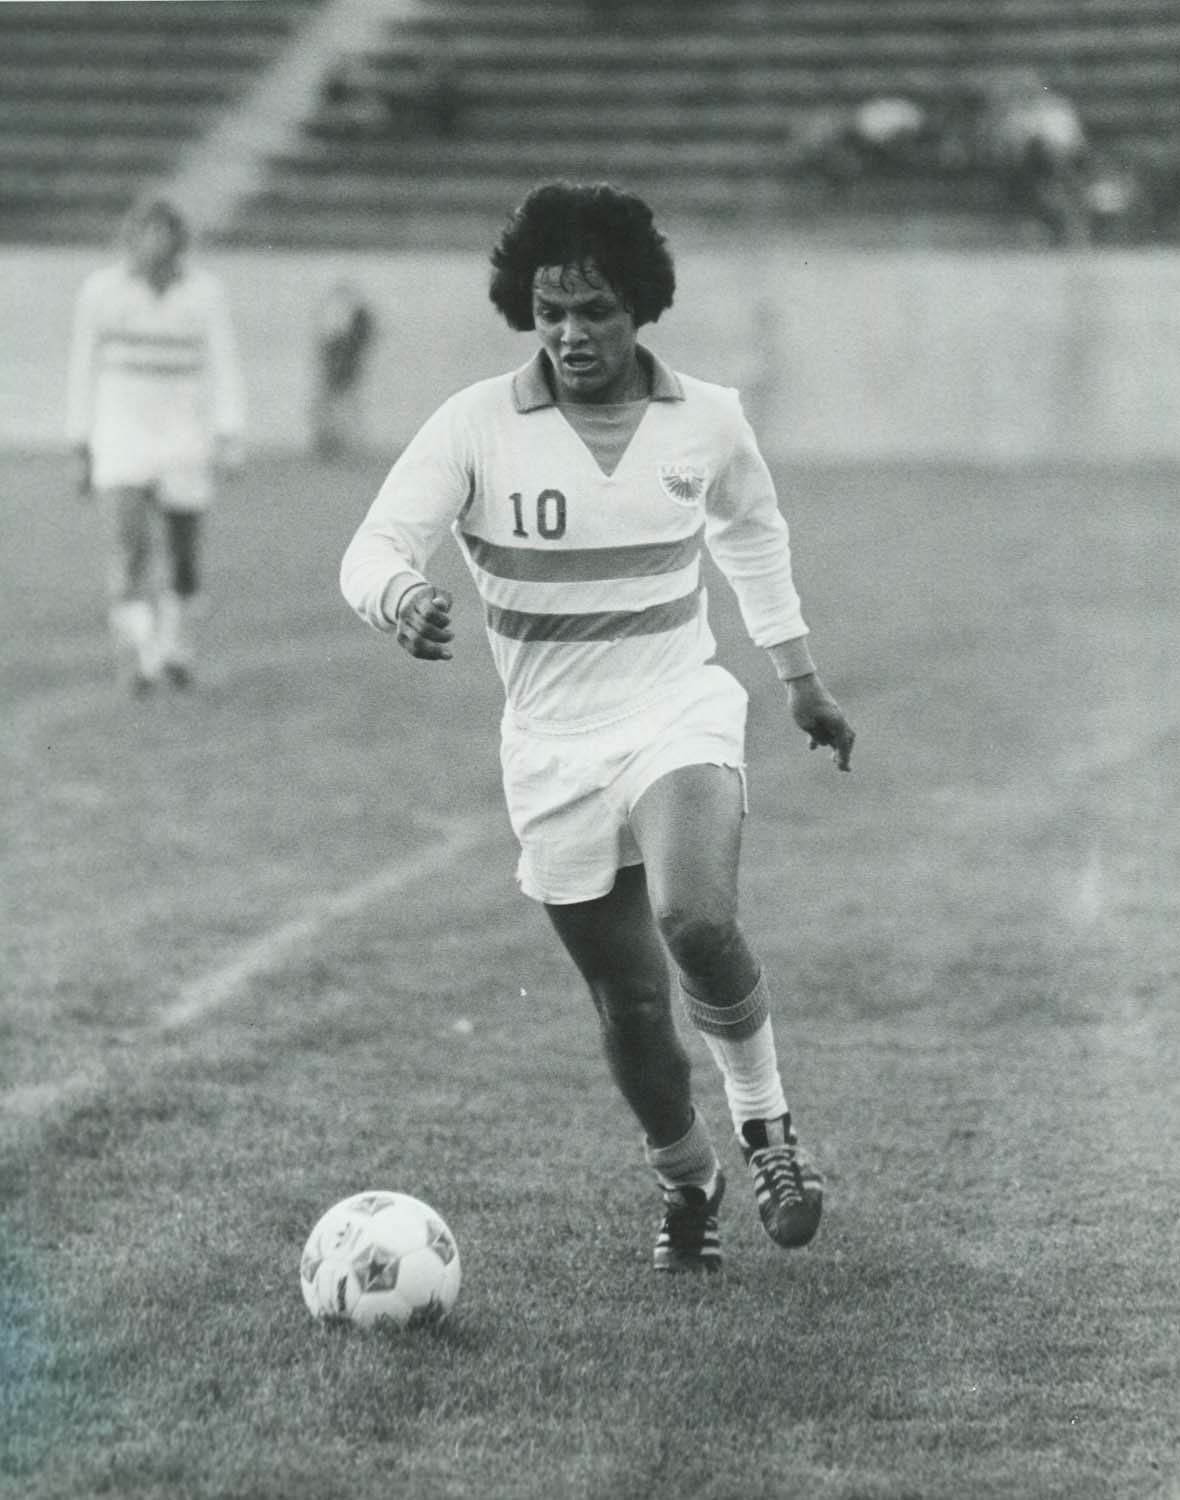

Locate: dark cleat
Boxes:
[653,1170,725,1273]
[740,1116,823,1249]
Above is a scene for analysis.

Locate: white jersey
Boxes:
[66,260,245,509]
[341,349,808,729]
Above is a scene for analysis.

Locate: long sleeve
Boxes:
[704,404,808,648]
[340,395,475,631]
[65,275,99,447]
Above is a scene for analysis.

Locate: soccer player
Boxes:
[310,280,376,459]
[340,182,856,1272]
[66,197,246,692]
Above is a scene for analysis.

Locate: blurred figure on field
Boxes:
[311,281,376,459]
[66,197,245,693]
[975,70,1091,246]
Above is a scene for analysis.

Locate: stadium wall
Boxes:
[5,245,1180,464]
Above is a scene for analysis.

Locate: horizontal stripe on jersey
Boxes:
[485,585,701,642]
[466,553,700,616]
[98,331,202,351]
[459,526,703,582]
[103,359,204,376]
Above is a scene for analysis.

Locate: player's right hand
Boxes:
[396,585,454,661]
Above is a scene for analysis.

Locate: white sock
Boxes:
[643,1108,720,1193]
[700,1020,789,1131]
[109,600,158,677]
[679,973,789,1133]
[156,591,196,666]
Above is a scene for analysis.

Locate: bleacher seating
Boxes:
[2,0,1178,249]
[0,0,321,246]
[229,0,1180,249]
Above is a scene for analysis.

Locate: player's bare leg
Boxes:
[157,509,202,688]
[545,867,698,1143]
[102,485,159,693]
[546,867,724,1271]
[631,764,823,1249]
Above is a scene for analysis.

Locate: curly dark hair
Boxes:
[489,181,675,331]
[121,196,190,255]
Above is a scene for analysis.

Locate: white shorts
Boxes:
[500,664,749,905]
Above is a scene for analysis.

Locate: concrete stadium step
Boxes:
[308,106,801,145]
[359,27,1180,69]
[458,93,1180,141]
[0,100,203,138]
[0,137,180,172]
[0,63,257,102]
[426,0,1177,26]
[428,58,1180,101]
[244,167,1002,216]
[228,182,1010,253]
[0,209,136,246]
[4,0,318,39]
[0,168,167,202]
[0,33,279,66]
[274,138,826,176]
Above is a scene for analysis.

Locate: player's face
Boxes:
[128,218,183,288]
[532,264,641,404]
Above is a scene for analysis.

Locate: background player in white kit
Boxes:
[341,182,856,1272]
[67,197,245,692]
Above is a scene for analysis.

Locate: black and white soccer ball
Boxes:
[300,1190,461,1329]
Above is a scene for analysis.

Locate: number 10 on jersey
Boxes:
[511,489,567,540]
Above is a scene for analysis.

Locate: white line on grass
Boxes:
[157,809,503,1031]
[1,811,504,1139]
[4,647,504,1121]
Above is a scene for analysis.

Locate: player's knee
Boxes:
[655,902,740,974]
[105,568,140,603]
[591,974,670,1035]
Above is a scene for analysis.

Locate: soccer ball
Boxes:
[299,1190,461,1329]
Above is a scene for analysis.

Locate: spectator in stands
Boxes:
[407,44,464,139]
[974,70,1091,246]
[810,96,935,188]
[1084,150,1154,246]
[851,96,929,168]
[66,197,245,693]
[311,281,376,459]
[338,37,463,141]
[319,53,388,136]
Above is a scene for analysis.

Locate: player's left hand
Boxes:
[74,444,92,501]
[787,673,856,772]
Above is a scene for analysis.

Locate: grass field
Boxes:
[2,449,1178,1500]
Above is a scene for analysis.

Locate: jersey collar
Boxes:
[511,347,685,413]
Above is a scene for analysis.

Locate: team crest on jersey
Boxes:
[658,462,707,504]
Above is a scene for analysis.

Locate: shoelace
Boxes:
[751,1144,805,1206]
